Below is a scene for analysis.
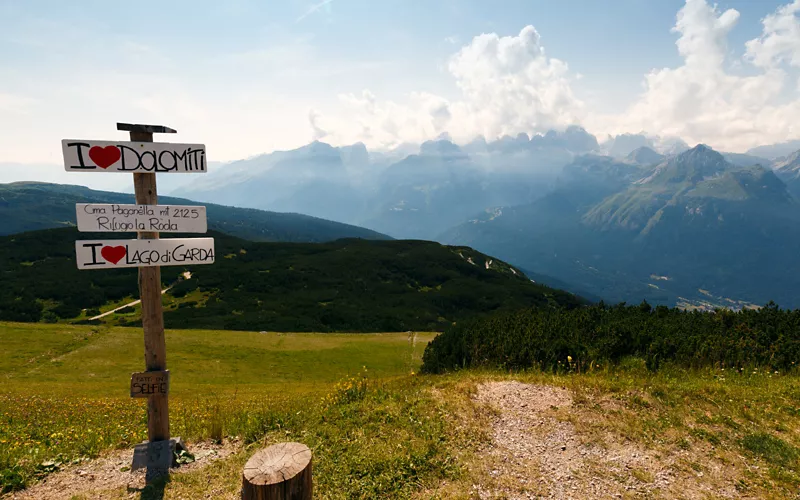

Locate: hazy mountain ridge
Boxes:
[439,144,800,309]
[0,182,391,243]
[582,146,790,233]
[172,127,605,239]
[11,127,800,310]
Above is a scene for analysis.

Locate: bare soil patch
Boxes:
[5,439,240,500]
[472,381,750,499]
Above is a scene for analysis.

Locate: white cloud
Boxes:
[316,0,800,153]
[591,0,800,151]
[308,109,329,140]
[745,0,800,68]
[317,26,585,149]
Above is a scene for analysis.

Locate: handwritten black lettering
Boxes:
[67,142,94,169]
[158,151,176,171]
[117,145,141,171]
[140,151,157,171]
[81,242,105,266]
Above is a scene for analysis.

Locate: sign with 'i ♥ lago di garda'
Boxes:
[75,238,215,269]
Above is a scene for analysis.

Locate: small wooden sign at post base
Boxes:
[242,442,312,500]
[130,370,170,398]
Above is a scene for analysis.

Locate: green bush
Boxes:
[422,301,800,373]
[41,311,58,324]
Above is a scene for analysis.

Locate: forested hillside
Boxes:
[0,227,584,332]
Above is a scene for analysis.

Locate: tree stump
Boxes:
[242,442,312,500]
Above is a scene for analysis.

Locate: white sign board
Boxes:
[75,238,215,269]
[62,139,207,173]
[76,204,207,233]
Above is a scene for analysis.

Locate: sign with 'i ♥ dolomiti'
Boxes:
[76,203,207,233]
[75,238,215,269]
[62,139,207,173]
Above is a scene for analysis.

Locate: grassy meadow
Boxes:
[0,322,445,497]
[2,321,800,498]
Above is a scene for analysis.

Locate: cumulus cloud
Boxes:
[317,26,585,149]
[745,0,800,68]
[317,0,800,152]
[308,109,329,141]
[447,26,585,140]
[591,0,800,151]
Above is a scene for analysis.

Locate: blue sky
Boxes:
[2,0,800,181]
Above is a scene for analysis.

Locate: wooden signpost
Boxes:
[62,122,210,482]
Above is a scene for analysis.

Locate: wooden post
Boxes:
[242,442,312,500]
[66,123,205,482]
[118,123,179,482]
[129,129,170,444]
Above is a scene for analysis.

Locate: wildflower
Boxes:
[567,356,573,362]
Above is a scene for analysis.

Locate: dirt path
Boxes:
[5,439,238,500]
[89,272,192,320]
[472,381,743,499]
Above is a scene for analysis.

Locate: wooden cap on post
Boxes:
[116,122,177,134]
[242,442,312,500]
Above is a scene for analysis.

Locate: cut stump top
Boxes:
[243,442,312,486]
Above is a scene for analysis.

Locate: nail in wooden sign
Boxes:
[131,370,170,398]
[76,203,207,233]
[75,237,215,269]
[62,139,207,173]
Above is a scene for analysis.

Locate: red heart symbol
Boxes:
[101,245,127,265]
[89,146,121,169]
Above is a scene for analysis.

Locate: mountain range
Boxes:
[171,127,604,239]
[170,131,800,309]
[6,126,800,310]
[442,145,800,308]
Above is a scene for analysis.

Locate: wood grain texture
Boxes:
[131,130,170,445]
[242,442,312,500]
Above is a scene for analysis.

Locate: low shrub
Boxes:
[422,301,800,373]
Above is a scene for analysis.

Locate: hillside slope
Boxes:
[0,228,584,331]
[441,145,800,309]
[0,182,390,242]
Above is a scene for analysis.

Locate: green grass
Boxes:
[1,322,433,397]
[0,322,443,495]
[3,322,800,498]
[741,433,799,468]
